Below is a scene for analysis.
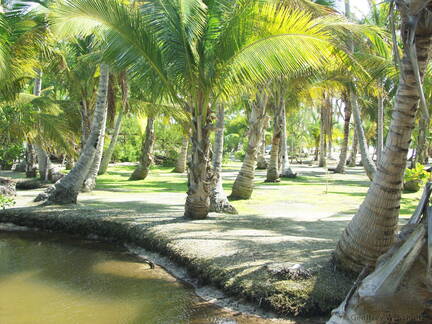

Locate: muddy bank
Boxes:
[0,205,352,320]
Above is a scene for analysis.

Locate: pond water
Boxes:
[0,229,296,324]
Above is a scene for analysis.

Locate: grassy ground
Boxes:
[0,161,423,318]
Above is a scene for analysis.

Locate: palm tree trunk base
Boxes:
[210,178,238,214]
[281,172,297,178]
[34,184,78,205]
[256,157,268,169]
[82,178,96,192]
[228,181,253,200]
[264,179,280,183]
[184,199,209,220]
[129,165,149,181]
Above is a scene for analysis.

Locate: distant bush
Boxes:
[0,144,24,170]
[234,150,245,161]
[404,163,429,192]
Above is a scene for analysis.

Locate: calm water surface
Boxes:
[0,230,298,324]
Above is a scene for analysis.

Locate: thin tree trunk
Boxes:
[129,117,155,181]
[210,105,237,214]
[256,127,268,169]
[319,103,327,168]
[80,99,91,150]
[230,91,268,199]
[82,104,108,192]
[334,27,432,273]
[34,145,53,181]
[279,105,296,178]
[415,116,429,165]
[35,64,110,204]
[334,93,352,173]
[351,92,377,180]
[376,93,384,164]
[25,143,37,178]
[266,94,284,182]
[32,70,55,181]
[348,128,358,167]
[174,135,189,173]
[99,107,124,175]
[327,100,333,160]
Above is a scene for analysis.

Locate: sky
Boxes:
[335,0,371,18]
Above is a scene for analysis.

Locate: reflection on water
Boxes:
[0,230,293,324]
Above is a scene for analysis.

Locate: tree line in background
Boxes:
[2,0,432,320]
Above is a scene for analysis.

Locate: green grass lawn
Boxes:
[95,162,421,221]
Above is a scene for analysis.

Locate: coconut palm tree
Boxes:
[99,71,128,175]
[36,63,110,204]
[51,0,356,218]
[230,90,269,199]
[334,0,432,273]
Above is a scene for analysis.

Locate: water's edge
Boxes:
[0,209,297,323]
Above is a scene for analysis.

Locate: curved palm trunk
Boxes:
[334,29,432,273]
[279,105,296,178]
[129,117,155,181]
[210,105,237,214]
[82,106,107,192]
[230,92,268,199]
[351,92,376,180]
[36,64,110,204]
[98,108,124,175]
[174,135,189,173]
[334,93,352,173]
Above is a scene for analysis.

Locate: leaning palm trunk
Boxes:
[82,108,107,192]
[174,135,189,173]
[230,92,268,199]
[99,71,128,175]
[329,185,432,323]
[334,22,432,273]
[334,93,352,174]
[35,64,110,204]
[279,105,296,178]
[98,108,124,175]
[351,92,376,180]
[210,105,237,214]
[129,117,155,181]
